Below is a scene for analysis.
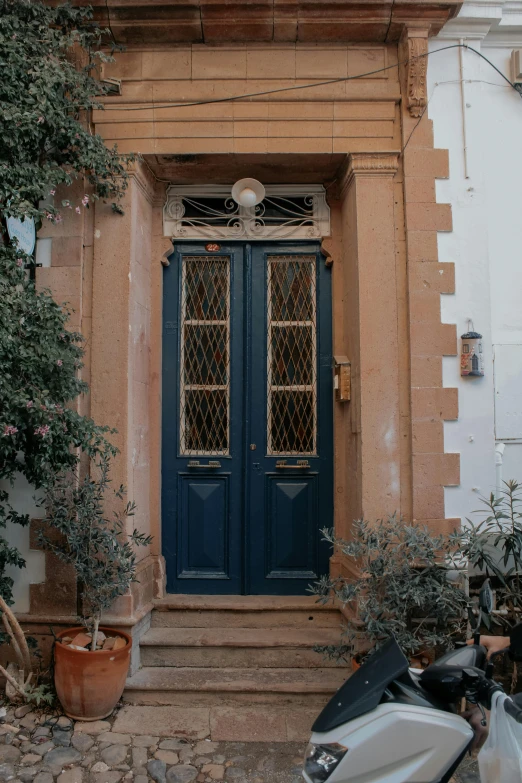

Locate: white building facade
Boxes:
[430,0,522,524]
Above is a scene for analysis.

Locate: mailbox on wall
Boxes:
[334,356,351,402]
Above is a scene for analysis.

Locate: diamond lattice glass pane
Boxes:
[180,256,230,455]
[185,257,228,321]
[267,256,317,455]
[270,391,315,454]
[270,260,314,321]
[271,325,313,386]
[184,325,228,386]
[184,390,228,453]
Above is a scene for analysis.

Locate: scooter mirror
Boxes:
[479,579,494,614]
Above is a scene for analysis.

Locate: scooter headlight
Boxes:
[303,742,348,783]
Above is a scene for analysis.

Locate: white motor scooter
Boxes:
[303,583,522,783]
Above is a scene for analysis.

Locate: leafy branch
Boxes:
[0,0,137,603]
[38,451,151,649]
[311,515,469,659]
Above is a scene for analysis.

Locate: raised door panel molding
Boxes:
[177,475,230,579]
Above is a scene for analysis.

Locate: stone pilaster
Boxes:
[399,47,460,531]
[338,152,401,532]
[90,160,161,621]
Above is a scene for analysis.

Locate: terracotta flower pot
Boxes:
[351,653,367,672]
[54,626,132,721]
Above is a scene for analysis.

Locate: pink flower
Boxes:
[75,207,81,214]
[26,401,33,408]
[34,425,50,437]
[50,189,56,196]
[54,214,63,223]
[3,425,18,436]
[81,195,89,206]
[56,359,63,367]
[37,116,44,124]
[16,258,23,268]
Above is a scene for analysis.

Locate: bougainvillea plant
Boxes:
[0,0,135,602]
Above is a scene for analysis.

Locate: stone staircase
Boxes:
[123,595,348,741]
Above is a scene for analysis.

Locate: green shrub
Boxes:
[311,515,469,659]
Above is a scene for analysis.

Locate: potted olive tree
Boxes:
[39,450,151,720]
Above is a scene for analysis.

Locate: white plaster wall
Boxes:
[0,476,45,612]
[429,2,522,524]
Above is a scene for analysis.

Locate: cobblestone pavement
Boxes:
[452,757,480,783]
[0,704,481,783]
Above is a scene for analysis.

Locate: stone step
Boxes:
[124,666,347,707]
[113,703,323,742]
[151,594,342,629]
[140,627,346,668]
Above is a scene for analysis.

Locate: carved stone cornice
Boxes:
[91,0,461,44]
[338,153,400,198]
[400,26,430,118]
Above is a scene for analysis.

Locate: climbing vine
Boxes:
[0,0,134,601]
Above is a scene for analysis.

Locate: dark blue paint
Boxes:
[178,475,229,576]
[162,241,332,595]
[267,476,317,573]
[162,244,244,594]
[247,243,332,594]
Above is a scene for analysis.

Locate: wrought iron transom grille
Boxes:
[179,256,230,455]
[164,185,330,241]
[267,255,317,455]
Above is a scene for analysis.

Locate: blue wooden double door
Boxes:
[162,242,333,595]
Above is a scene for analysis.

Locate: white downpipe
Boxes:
[495,442,505,496]
[459,39,470,179]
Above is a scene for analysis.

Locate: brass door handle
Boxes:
[188,460,221,468]
[276,460,310,469]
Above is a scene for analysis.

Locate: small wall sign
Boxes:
[6,216,36,256]
[461,327,484,377]
[205,243,221,252]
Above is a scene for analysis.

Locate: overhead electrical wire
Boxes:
[100,43,521,113]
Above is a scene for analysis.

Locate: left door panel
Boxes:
[162,244,244,594]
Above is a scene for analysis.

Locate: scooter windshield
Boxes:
[312,637,410,733]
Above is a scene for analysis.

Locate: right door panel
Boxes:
[247,244,333,595]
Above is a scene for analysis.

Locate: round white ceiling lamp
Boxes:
[231,178,265,207]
